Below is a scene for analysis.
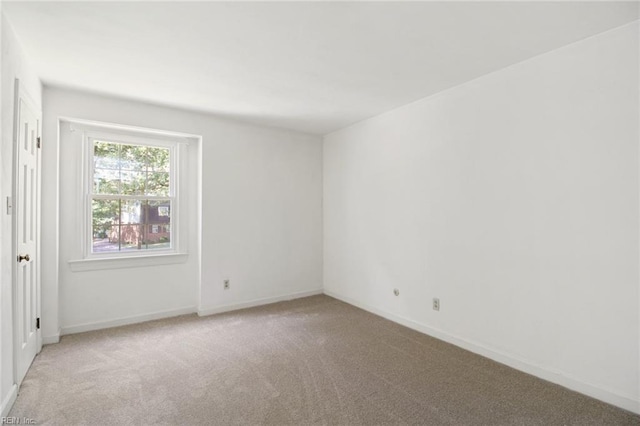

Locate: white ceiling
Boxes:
[3,2,638,135]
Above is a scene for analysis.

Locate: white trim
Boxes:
[198,288,324,317]
[68,252,188,272]
[42,329,61,345]
[11,78,20,391]
[61,305,197,335]
[195,135,204,323]
[0,384,18,418]
[12,79,43,389]
[84,129,190,147]
[60,116,200,140]
[636,18,640,416]
[323,290,640,415]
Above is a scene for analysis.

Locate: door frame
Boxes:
[12,78,43,386]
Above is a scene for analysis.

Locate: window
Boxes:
[85,130,183,258]
[90,138,174,254]
[64,119,196,271]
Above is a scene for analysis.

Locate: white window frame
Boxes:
[67,120,192,271]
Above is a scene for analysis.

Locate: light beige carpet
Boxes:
[9,295,640,425]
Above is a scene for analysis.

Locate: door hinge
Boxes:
[36,318,40,329]
[37,137,41,149]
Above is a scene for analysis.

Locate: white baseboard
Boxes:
[43,328,61,345]
[1,384,18,417]
[198,288,323,317]
[323,290,640,415]
[61,306,197,336]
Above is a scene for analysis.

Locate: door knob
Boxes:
[17,254,30,262]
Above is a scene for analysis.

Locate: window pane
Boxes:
[93,168,120,194]
[146,172,169,196]
[120,144,147,171]
[120,199,142,224]
[92,141,172,198]
[119,224,144,251]
[93,224,121,253]
[147,146,170,172]
[92,199,120,253]
[94,141,120,170]
[91,198,172,253]
[143,200,171,250]
[121,171,146,195]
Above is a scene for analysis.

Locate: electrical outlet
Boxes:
[224,279,230,290]
[432,298,440,311]
[393,288,400,296]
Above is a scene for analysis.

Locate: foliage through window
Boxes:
[91,140,173,253]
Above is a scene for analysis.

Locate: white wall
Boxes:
[323,22,639,413]
[42,88,323,336]
[0,14,42,415]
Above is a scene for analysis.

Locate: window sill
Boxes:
[68,252,188,272]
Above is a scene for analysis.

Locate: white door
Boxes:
[14,83,41,385]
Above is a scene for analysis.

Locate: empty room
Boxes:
[0,1,639,424]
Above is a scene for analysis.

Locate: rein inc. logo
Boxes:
[1,418,35,425]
